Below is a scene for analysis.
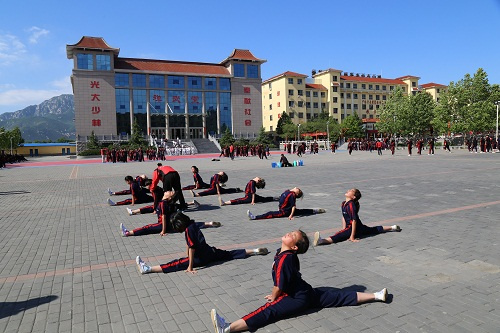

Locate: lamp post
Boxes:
[495,101,500,152]
[10,137,13,155]
[326,120,331,148]
[297,123,301,142]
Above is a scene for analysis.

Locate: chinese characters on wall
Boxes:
[243,87,251,126]
[90,81,101,127]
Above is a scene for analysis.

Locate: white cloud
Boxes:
[0,34,26,65]
[0,79,72,108]
[27,26,49,44]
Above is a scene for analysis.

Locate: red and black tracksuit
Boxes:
[182,172,209,190]
[229,180,274,205]
[254,190,313,220]
[196,174,240,197]
[328,200,383,243]
[160,222,247,273]
[150,166,187,209]
[242,249,357,330]
[116,180,153,206]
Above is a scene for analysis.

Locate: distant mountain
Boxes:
[0,94,75,141]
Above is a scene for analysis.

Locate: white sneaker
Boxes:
[193,200,200,209]
[210,221,221,228]
[107,198,116,206]
[391,225,402,232]
[108,188,113,196]
[315,208,326,214]
[255,248,269,255]
[210,309,229,333]
[136,256,151,274]
[247,210,256,220]
[374,288,387,302]
[120,223,128,237]
[313,231,322,246]
[126,208,133,216]
[190,190,195,197]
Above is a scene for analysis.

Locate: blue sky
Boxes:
[1,0,499,114]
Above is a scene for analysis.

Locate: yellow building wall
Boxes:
[16,145,75,156]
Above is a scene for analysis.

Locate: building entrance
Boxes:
[170,128,186,140]
[189,128,203,139]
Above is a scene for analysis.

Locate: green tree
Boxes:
[404,92,435,136]
[129,119,146,147]
[219,128,234,147]
[341,114,364,139]
[377,86,407,137]
[255,127,271,145]
[87,130,100,149]
[0,127,24,150]
[276,112,292,135]
[282,122,298,140]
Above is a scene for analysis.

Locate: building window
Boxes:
[132,74,146,87]
[369,114,374,119]
[333,86,338,92]
[270,126,273,131]
[247,65,258,78]
[288,101,295,107]
[390,86,394,91]
[362,84,366,89]
[298,113,304,118]
[346,83,351,88]
[369,84,373,90]
[205,77,216,90]
[297,78,303,85]
[362,94,366,99]
[353,93,358,99]
[234,64,245,77]
[353,83,358,89]
[362,104,366,110]
[313,102,318,108]
[168,91,185,113]
[437,97,440,102]
[412,81,417,87]
[382,95,387,100]
[362,114,367,119]
[149,75,164,88]
[298,101,304,107]
[341,103,344,109]
[369,104,374,110]
[288,89,294,96]
[382,85,387,91]
[150,90,165,113]
[437,88,440,93]
[188,91,202,113]
[354,104,358,109]
[376,95,380,100]
[115,73,129,87]
[333,108,338,114]
[321,103,326,109]
[96,55,111,70]
[347,104,351,109]
[277,102,280,107]
[321,92,326,97]
[340,83,344,88]
[219,78,231,90]
[269,93,272,99]
[376,104,380,109]
[369,95,373,100]
[77,53,93,70]
[219,92,232,132]
[168,75,184,88]
[288,78,293,84]
[269,104,272,110]
[347,93,351,98]
[333,97,338,103]
[341,93,344,98]
[376,85,380,90]
[298,90,303,96]
[306,113,311,119]
[133,89,147,113]
[188,76,202,89]
[270,115,273,121]
[306,102,311,108]
[333,75,338,81]
[402,87,405,92]
[289,112,295,118]
[313,92,318,97]
[306,91,310,97]
[268,82,272,89]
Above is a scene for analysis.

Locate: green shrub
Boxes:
[79,149,101,156]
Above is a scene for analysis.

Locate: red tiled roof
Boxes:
[263,71,308,83]
[362,118,381,123]
[66,36,119,58]
[114,58,230,76]
[340,75,405,85]
[220,49,265,64]
[305,83,327,90]
[420,82,447,89]
[395,75,420,80]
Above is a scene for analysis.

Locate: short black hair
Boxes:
[219,172,228,184]
[170,211,193,232]
[124,175,134,182]
[191,166,199,173]
[295,230,309,254]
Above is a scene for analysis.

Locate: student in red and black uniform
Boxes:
[107,176,153,206]
[390,139,395,155]
[210,230,389,332]
[247,188,325,220]
[219,177,276,206]
[135,212,268,274]
[313,188,401,246]
[150,163,187,210]
[182,166,210,190]
[107,175,148,196]
[191,172,241,197]
[407,139,413,156]
[120,191,218,237]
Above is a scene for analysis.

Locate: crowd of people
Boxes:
[219,143,270,160]
[104,162,403,332]
[0,152,27,168]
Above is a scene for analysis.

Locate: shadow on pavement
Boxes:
[0,190,31,195]
[0,295,58,319]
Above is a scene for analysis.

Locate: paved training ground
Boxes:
[1,148,499,333]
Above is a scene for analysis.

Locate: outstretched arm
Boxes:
[265,286,282,302]
[186,248,196,273]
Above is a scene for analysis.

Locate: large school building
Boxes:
[66,37,266,141]
[262,69,447,135]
